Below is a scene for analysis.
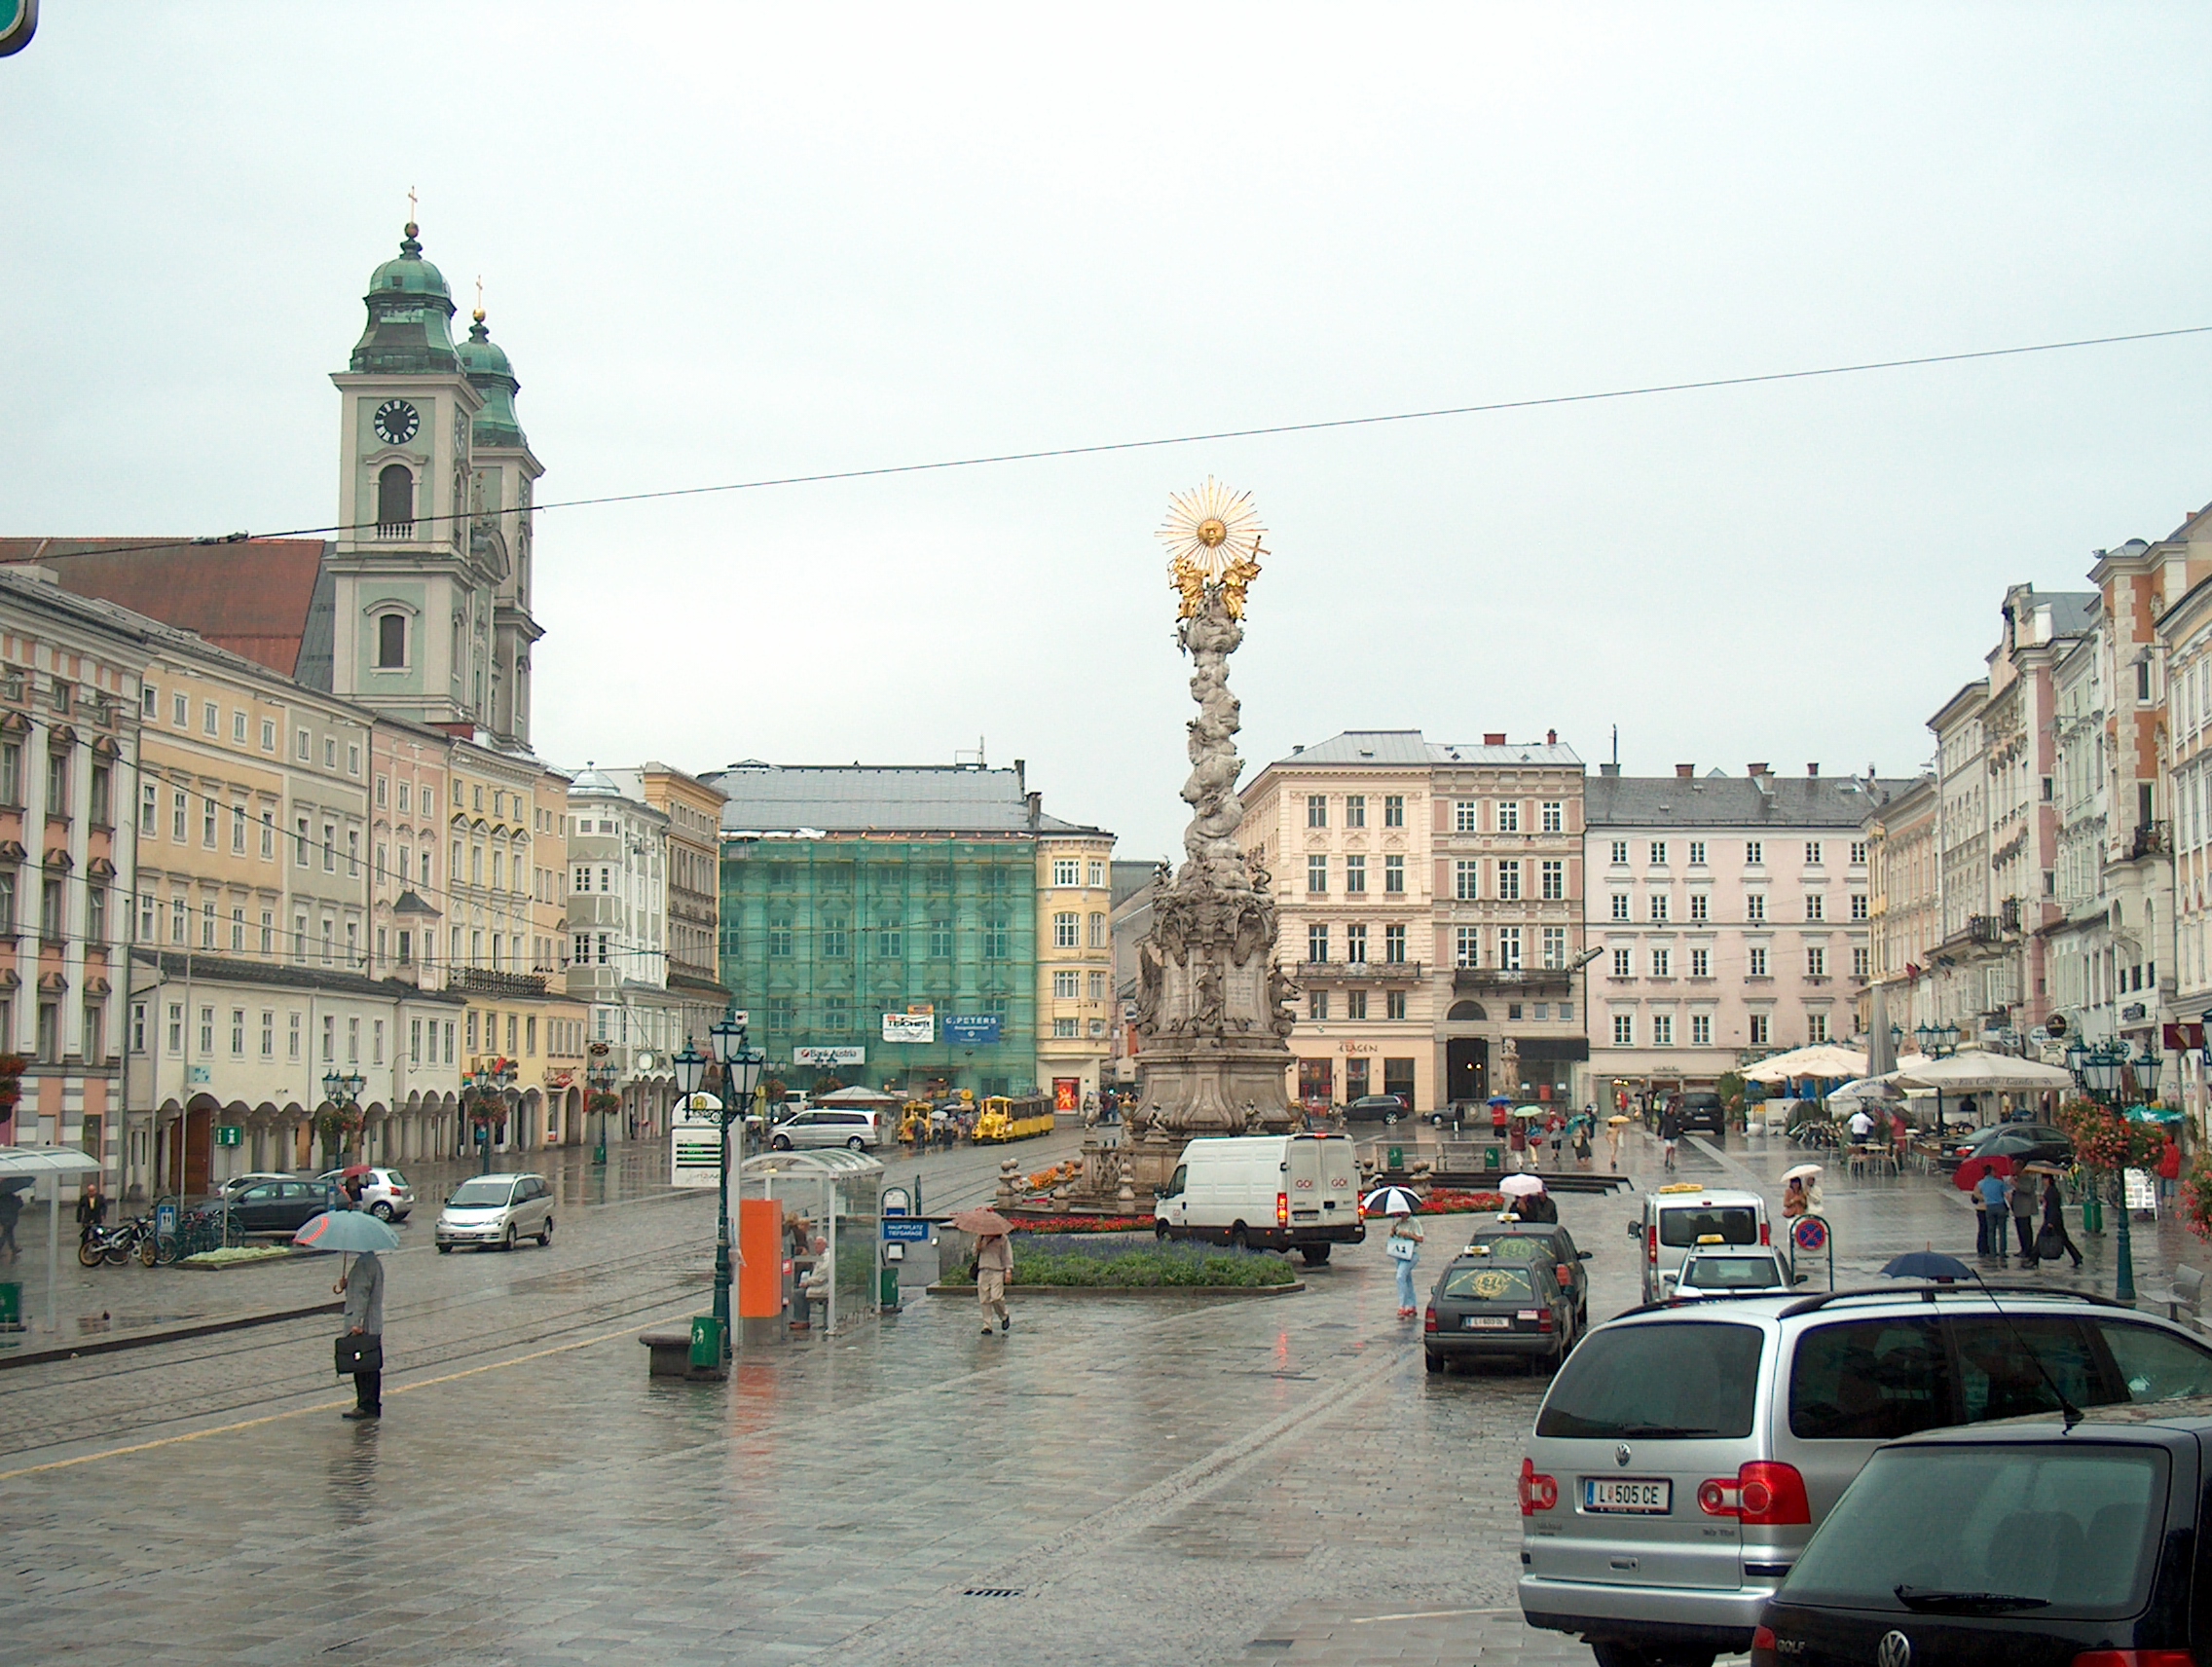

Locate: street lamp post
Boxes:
[699,1014,765,1357]
[2071,1039,2139,1304]
[466,1057,517,1175]
[587,1041,614,1167]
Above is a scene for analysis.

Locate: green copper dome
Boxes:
[458,311,526,450]
[349,222,460,375]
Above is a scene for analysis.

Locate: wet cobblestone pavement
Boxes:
[0,1123,2199,1666]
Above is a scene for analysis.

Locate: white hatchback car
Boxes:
[315,1167,415,1221]
[435,1172,554,1252]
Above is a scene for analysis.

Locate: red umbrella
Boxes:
[1953,1154,2014,1192]
[337,1164,376,1179]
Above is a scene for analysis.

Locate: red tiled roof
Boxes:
[0,537,326,677]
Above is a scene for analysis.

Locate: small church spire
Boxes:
[474,274,484,324]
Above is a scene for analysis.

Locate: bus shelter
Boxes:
[738,1146,884,1335]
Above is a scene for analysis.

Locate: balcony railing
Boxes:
[1452,966,1574,993]
[1298,960,1423,982]
[450,966,548,997]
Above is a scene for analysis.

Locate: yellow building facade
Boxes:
[1034,822,1116,1106]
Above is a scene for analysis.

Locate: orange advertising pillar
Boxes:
[738,1198,784,1318]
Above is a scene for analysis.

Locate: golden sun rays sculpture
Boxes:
[1159,479,1267,619]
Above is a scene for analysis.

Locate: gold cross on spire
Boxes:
[406,184,418,220]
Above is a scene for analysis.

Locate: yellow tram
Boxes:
[975,1093,1055,1143]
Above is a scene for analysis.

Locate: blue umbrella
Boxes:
[294,1210,401,1253]
[1882,1250,1973,1282]
[1486,1094,1512,1107]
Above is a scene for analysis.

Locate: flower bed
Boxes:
[180,1245,295,1269]
[1007,1214,1152,1235]
[1419,1189,1506,1214]
[1010,1235,1297,1288]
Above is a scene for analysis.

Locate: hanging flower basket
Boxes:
[313,1103,365,1140]
[585,1091,622,1117]
[2056,1097,2165,1178]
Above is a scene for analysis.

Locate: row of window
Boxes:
[143,682,365,777]
[1306,853,1408,895]
[146,1001,458,1069]
[1608,891,1869,922]
[1449,799,1567,834]
[1049,859,1107,888]
[1049,970,1112,999]
[1452,924,1572,970]
[1608,1010,1828,1048]
[1605,838,1868,869]
[1307,988,1414,1021]
[1444,858,1567,902]
[1306,793,1410,829]
[749,862,1023,893]
[0,871,101,944]
[1608,944,1869,979]
[757,911,1108,956]
[1305,923,1412,964]
[0,743,111,823]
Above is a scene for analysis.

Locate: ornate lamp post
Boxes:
[465,1056,517,1175]
[698,1014,765,1355]
[2070,1039,2138,1303]
[317,1068,367,1172]
[586,1041,616,1167]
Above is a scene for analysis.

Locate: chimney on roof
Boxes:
[1026,790,1041,828]
[1014,759,1025,792]
[1292,744,1304,755]
[1599,762,1621,777]
[1546,729,1557,745]
[1807,762,1820,777]
[1675,763,1694,779]
[1749,762,1770,778]
[1484,732,1505,746]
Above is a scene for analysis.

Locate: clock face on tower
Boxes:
[373,399,421,446]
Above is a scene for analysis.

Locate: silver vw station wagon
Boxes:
[1517,1285,2212,1667]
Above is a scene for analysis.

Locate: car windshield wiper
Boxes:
[1894,1587,2050,1613]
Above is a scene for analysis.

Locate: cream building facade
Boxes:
[1034,819,1116,1106]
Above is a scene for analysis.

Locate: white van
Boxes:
[1153,1133,1364,1264]
[1629,1185,1772,1303]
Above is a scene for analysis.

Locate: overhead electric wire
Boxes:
[31,322,2212,562]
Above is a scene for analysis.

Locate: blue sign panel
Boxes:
[942,1015,1002,1046]
[883,1218,931,1243]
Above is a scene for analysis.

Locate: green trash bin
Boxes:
[688,1315,724,1368]
[880,1265,901,1311]
[0,1281,19,1331]
[1385,1144,1404,1171]
[1484,1145,1503,1171]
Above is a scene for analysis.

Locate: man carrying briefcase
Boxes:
[335,1249,385,1420]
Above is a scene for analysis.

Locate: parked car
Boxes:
[1461,1217,1592,1330]
[1666,1240,1795,1302]
[1518,1285,2212,1667]
[1936,1119,2073,1173]
[1428,1099,1487,1129]
[211,1171,298,1201]
[766,1108,882,1151]
[1342,1094,1409,1125]
[314,1167,414,1221]
[435,1172,555,1252]
[1675,1091,1727,1135]
[211,1178,331,1236]
[1153,1133,1363,1261]
[1424,1245,1576,1375]
[1631,1186,1773,1304]
[1755,1404,2212,1667]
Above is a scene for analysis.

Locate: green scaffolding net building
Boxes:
[709,762,1049,1101]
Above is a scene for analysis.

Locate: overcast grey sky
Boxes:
[6,5,2211,860]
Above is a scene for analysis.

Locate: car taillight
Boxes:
[1697,1461,1811,1525]
[1517,1457,1558,1515]
[1749,1626,1779,1667]
[1557,1263,1573,1285]
[1276,1191,1289,1227]
[1536,1309,1555,1333]
[2071,1655,2197,1667]
[1423,1306,1438,1332]
[1758,1221,1771,1245]
[1646,1225,1658,1265]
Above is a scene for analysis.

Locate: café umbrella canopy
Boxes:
[1741,1044,1872,1085]
[0,1144,103,1336]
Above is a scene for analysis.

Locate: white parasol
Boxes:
[1498,1173,1546,1198]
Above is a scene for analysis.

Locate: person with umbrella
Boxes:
[1501,1172,1556,1224]
[1604,1114,1630,1172]
[295,1208,401,1420]
[1781,1164,1823,1219]
[1385,1204,1424,1320]
[950,1207,1014,1336]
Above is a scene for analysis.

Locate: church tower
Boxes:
[455,301,545,750]
[327,218,497,733]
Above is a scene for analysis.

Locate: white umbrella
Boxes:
[1781,1163,1824,1184]
[1890,1052,2074,1094]
[1498,1173,1546,1198]
[1361,1185,1421,1216]
[0,1144,104,1336]
[1742,1044,1871,1085]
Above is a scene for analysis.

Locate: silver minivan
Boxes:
[1518,1285,2212,1667]
[435,1171,555,1252]
[766,1109,881,1151]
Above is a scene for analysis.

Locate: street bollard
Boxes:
[880,1265,901,1312]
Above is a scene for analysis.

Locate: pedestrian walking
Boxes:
[1604,1117,1625,1172]
[0,1184,19,1259]
[1490,1099,1510,1141]
[74,1181,107,1246]
[2009,1166,2040,1265]
[1507,1117,1529,1173]
[1846,1107,1875,1147]
[1975,1168,2010,1265]
[1658,1106,1682,1171]
[976,1227,1013,1336]
[2159,1135,2183,1210]
[1386,1209,1424,1319]
[1783,1176,1811,1219]
[336,1248,384,1420]
[2039,1173,2084,1270]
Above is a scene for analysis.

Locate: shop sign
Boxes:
[882,1013,935,1044]
[795,1046,866,1067]
[943,1016,1001,1045]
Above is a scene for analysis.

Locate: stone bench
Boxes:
[639,1329,694,1377]
[2158,1264,2206,1331]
